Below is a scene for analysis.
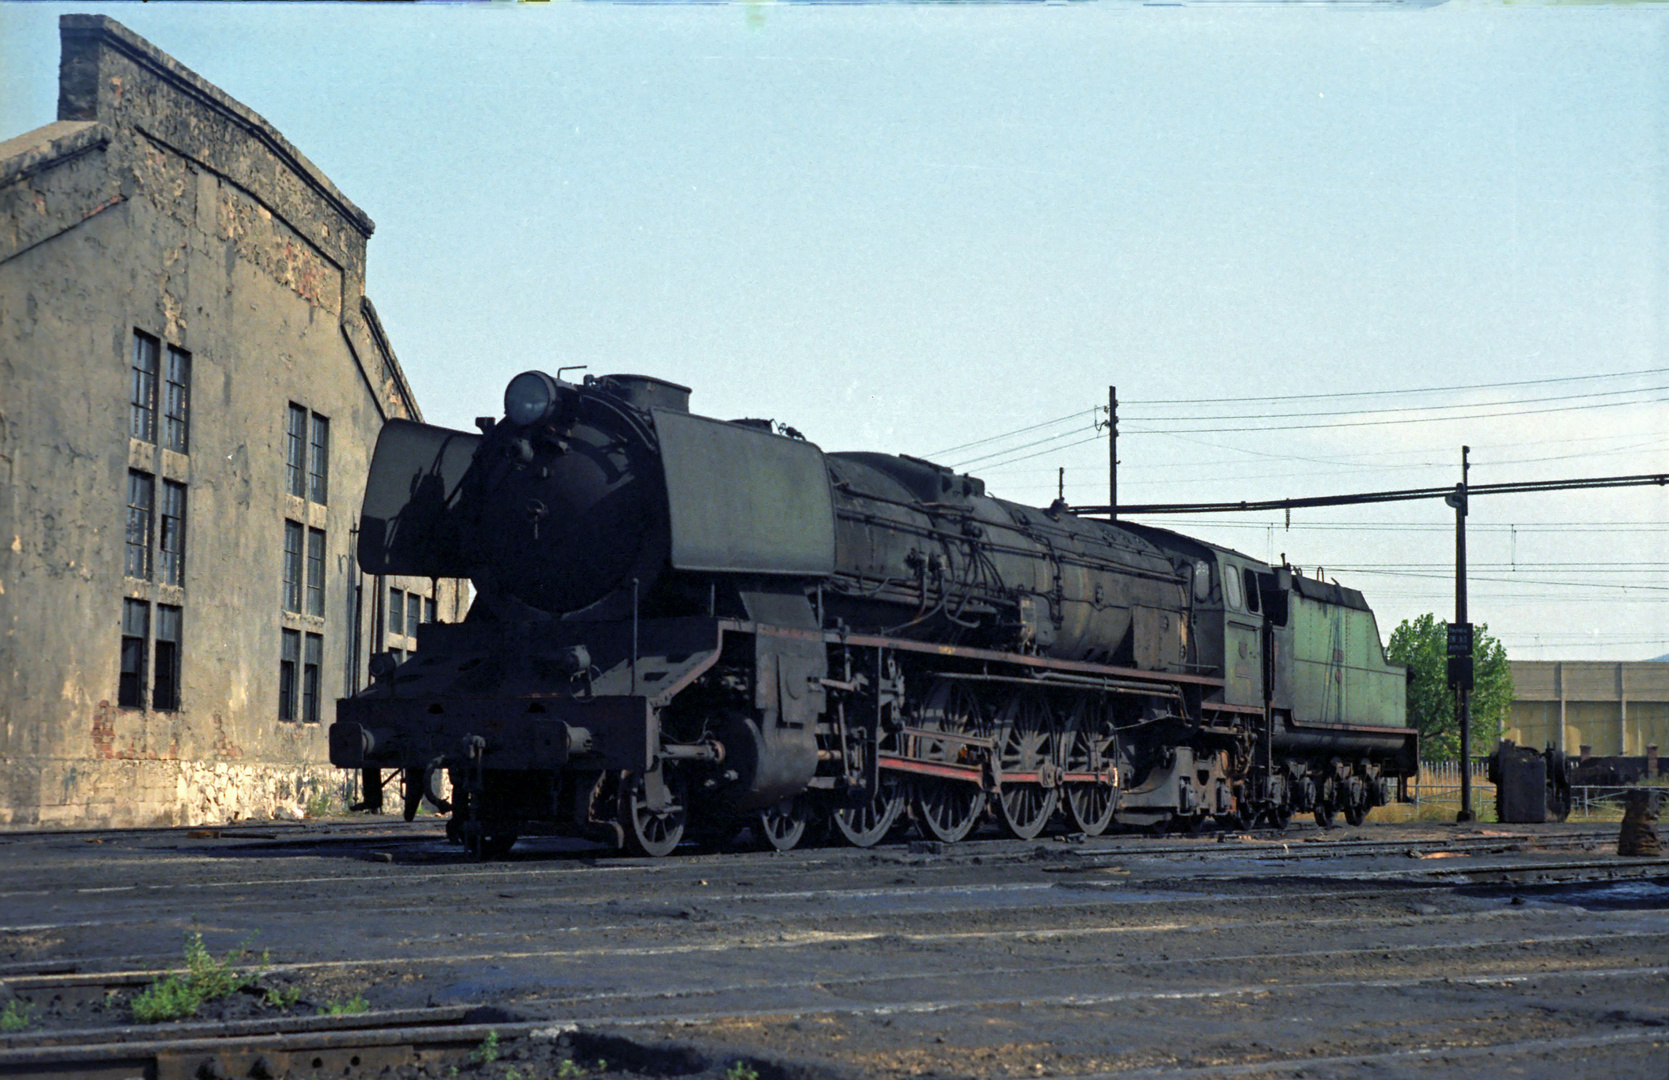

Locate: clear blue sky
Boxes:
[3,3,1665,659]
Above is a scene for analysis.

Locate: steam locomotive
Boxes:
[331,372,1416,857]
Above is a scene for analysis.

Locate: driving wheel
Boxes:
[1062,697,1117,837]
[994,690,1061,840]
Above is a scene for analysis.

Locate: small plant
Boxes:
[505,1070,524,1080]
[317,994,369,1016]
[0,1000,36,1033]
[725,1063,759,1080]
[130,933,257,1023]
[264,985,302,1009]
[472,1029,501,1065]
[304,790,339,819]
[556,1061,586,1079]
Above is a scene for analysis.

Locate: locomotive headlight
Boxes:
[504,371,559,426]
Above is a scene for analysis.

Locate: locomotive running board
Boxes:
[721,620,1226,690]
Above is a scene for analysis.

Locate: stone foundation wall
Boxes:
[0,756,356,828]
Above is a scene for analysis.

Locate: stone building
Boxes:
[0,15,464,827]
[1506,660,1669,759]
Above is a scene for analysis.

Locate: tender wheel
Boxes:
[756,795,809,852]
[832,773,906,848]
[1062,698,1117,837]
[1268,805,1293,832]
[994,691,1061,841]
[909,681,987,845]
[1343,801,1367,827]
[620,770,687,858]
[1314,804,1335,829]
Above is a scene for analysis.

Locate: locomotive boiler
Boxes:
[332,372,1416,857]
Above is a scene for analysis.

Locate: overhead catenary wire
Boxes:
[1132,365,1669,406]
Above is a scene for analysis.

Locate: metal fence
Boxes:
[1413,759,1664,820]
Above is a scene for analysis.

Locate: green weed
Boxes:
[264,985,302,1009]
[0,1000,35,1033]
[504,1070,524,1080]
[130,933,258,1023]
[472,1030,501,1064]
[317,994,369,1016]
[556,1061,586,1079]
[725,1063,760,1080]
[304,790,340,819]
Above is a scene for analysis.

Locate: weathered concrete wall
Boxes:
[1507,660,1669,758]
[0,16,463,827]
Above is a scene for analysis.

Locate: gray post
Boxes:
[1108,386,1118,520]
[1456,446,1473,823]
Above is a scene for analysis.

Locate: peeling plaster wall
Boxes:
[0,16,464,828]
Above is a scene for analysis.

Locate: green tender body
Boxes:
[1287,591,1408,729]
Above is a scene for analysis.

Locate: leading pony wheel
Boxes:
[620,770,687,857]
[833,773,905,848]
[756,795,810,852]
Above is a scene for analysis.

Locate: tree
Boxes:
[1385,613,1513,762]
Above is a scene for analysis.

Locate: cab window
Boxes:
[1242,568,1262,615]
[1223,564,1243,610]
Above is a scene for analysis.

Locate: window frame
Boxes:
[131,331,159,444]
[163,345,191,454]
[308,413,330,505]
[282,520,304,614]
[305,528,326,618]
[159,480,187,588]
[153,604,182,712]
[285,404,308,499]
[1223,563,1244,611]
[119,598,150,709]
[279,628,301,722]
[126,470,156,581]
[302,632,323,724]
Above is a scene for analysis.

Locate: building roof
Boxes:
[57,15,374,237]
[0,120,108,188]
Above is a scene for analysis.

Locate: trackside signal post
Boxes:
[1445,446,1475,822]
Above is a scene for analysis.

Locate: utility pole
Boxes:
[1445,446,1474,823]
[1108,386,1118,520]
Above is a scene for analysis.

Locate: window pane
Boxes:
[153,605,182,711]
[285,404,307,498]
[126,471,155,580]
[425,596,436,625]
[279,628,300,722]
[119,599,149,708]
[131,332,158,443]
[163,346,191,454]
[303,632,322,724]
[305,528,326,617]
[309,414,329,504]
[160,481,187,588]
[407,594,419,639]
[282,520,303,613]
[388,589,404,644]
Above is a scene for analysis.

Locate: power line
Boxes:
[1133,366,1669,406]
[929,408,1097,459]
[1125,381,1669,424]
[1122,391,1669,436]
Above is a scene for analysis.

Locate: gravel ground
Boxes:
[0,817,1663,1079]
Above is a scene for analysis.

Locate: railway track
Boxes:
[1,821,1661,1079]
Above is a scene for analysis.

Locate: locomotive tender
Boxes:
[331,372,1416,857]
